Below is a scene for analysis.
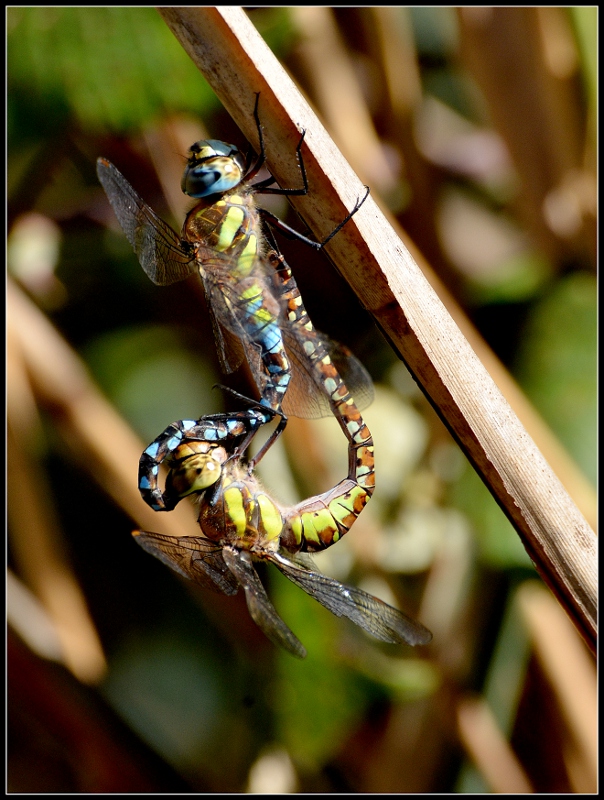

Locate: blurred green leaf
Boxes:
[569,7,597,146]
[247,8,299,55]
[269,569,369,771]
[467,250,552,305]
[514,273,596,485]
[409,7,458,58]
[8,7,218,138]
[103,632,226,772]
[83,325,220,441]
[449,461,532,569]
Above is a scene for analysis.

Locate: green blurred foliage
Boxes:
[515,273,596,485]
[8,7,217,137]
[83,325,221,442]
[103,632,229,773]
[270,568,376,771]
[569,7,597,146]
[450,463,531,569]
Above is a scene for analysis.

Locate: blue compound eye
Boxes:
[189,139,239,160]
[182,140,247,198]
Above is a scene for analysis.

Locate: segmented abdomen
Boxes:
[265,249,375,552]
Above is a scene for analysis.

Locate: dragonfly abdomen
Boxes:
[138,412,273,512]
[267,249,375,486]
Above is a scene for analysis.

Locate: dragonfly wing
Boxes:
[133,531,239,595]
[326,336,375,412]
[279,326,329,418]
[280,328,375,419]
[200,258,281,388]
[97,157,197,286]
[270,552,432,646]
[222,547,306,658]
[206,297,246,375]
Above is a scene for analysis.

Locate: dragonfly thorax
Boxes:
[182,140,247,199]
[198,468,285,549]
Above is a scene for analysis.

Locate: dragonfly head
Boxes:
[164,445,227,504]
[181,139,247,198]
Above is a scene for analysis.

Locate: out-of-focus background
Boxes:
[7,7,596,793]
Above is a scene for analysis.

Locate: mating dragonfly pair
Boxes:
[97,96,431,657]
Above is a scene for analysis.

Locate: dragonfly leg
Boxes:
[213,384,287,468]
[246,412,288,471]
[257,183,370,252]
[246,92,309,196]
[241,92,267,183]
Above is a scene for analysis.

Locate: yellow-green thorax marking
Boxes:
[195,460,372,556]
[183,192,260,279]
[198,463,283,551]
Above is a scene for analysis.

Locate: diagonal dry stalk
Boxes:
[7,278,208,681]
[157,7,596,653]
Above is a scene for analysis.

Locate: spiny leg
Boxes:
[248,93,370,247]
[215,384,288,469]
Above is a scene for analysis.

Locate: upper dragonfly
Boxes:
[97,96,372,462]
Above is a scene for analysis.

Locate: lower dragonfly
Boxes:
[135,357,431,659]
[97,94,372,464]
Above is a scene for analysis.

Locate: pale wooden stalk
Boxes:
[158,8,596,651]
[457,695,534,793]
[517,582,597,790]
[7,279,199,540]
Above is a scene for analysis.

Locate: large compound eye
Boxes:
[181,139,247,198]
[188,139,239,160]
[166,452,223,498]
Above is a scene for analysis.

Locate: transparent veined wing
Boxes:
[133,531,239,596]
[97,157,197,285]
[269,552,432,646]
[280,328,375,419]
[222,547,306,658]
[97,157,254,376]
[195,250,284,381]
[97,157,374,420]
[260,246,375,419]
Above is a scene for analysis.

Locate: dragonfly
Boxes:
[135,339,431,658]
[97,95,372,464]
